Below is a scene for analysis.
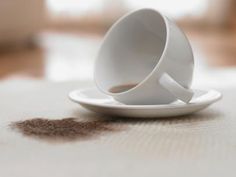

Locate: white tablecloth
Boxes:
[0,80,235,177]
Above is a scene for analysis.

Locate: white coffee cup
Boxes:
[94,8,194,105]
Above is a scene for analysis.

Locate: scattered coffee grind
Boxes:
[109,83,138,93]
[10,118,117,142]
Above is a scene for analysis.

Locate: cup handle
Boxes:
[159,73,194,103]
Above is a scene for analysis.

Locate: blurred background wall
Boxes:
[0,0,236,81]
[45,0,236,31]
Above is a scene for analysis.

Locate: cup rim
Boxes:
[94,8,169,96]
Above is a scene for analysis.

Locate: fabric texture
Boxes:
[0,80,235,177]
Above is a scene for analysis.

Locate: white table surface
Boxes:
[0,78,235,177]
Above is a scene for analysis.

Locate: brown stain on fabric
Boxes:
[10,117,121,142]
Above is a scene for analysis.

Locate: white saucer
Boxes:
[69,88,222,118]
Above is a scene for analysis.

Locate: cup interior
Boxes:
[95,9,167,94]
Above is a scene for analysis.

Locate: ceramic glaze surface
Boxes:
[69,88,222,118]
[94,9,194,105]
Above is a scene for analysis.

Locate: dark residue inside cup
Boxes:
[109,83,138,93]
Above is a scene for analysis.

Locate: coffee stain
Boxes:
[10,110,220,144]
[10,118,120,142]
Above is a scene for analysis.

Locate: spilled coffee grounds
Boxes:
[10,118,117,141]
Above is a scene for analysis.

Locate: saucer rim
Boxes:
[69,88,222,109]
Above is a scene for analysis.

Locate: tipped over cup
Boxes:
[94,8,194,105]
